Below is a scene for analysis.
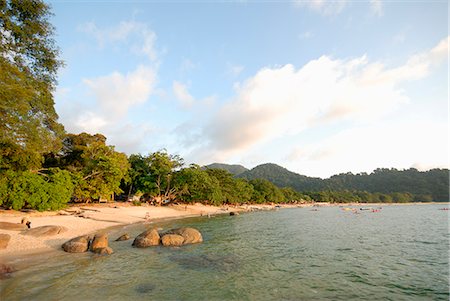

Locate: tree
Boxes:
[0,0,64,172]
[205,168,250,204]
[250,178,285,203]
[173,165,223,205]
[53,133,129,202]
[127,150,184,204]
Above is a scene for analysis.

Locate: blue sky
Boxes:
[51,0,448,178]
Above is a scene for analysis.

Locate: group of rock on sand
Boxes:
[0,217,203,278]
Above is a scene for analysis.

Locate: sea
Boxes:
[1,204,449,300]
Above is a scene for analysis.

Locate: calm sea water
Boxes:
[1,204,449,300]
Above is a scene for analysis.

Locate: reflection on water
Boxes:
[1,204,449,300]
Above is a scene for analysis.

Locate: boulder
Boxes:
[0,263,15,279]
[22,225,68,237]
[62,235,92,253]
[92,247,114,255]
[0,234,11,250]
[0,222,27,231]
[167,228,203,245]
[132,229,160,248]
[90,234,109,251]
[115,234,130,241]
[161,234,184,246]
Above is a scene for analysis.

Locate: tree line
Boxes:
[238,163,449,202]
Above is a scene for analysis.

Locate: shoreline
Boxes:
[0,201,447,267]
[0,202,245,261]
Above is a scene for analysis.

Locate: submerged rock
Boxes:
[22,225,68,237]
[132,229,160,248]
[0,234,11,250]
[166,228,203,245]
[62,235,92,253]
[0,263,15,279]
[92,246,114,255]
[161,234,184,246]
[115,234,130,241]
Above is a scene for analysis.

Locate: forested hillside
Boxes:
[204,163,248,176]
[235,163,449,201]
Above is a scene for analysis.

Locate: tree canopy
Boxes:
[0,0,64,172]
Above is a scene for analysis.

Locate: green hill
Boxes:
[238,163,325,191]
[237,163,449,201]
[203,163,249,176]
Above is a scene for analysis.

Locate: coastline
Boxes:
[0,203,242,260]
[0,201,446,266]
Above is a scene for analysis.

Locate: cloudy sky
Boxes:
[51,0,448,178]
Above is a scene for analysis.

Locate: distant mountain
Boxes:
[203,163,249,176]
[238,163,449,201]
[238,163,325,191]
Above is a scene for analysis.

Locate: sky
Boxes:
[50,0,448,178]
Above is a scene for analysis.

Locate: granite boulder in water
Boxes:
[115,233,130,241]
[161,234,185,246]
[62,235,92,253]
[90,234,109,251]
[132,229,160,247]
[166,228,203,245]
[92,246,114,255]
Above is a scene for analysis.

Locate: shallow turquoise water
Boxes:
[1,204,449,300]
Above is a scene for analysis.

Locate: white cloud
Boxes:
[173,81,195,108]
[286,121,448,178]
[186,36,448,166]
[83,65,156,119]
[370,0,383,17]
[295,0,348,16]
[78,20,158,61]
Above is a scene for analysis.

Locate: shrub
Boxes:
[0,169,74,211]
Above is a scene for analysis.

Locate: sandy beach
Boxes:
[0,202,248,260]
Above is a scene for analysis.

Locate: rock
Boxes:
[22,225,68,237]
[0,234,11,249]
[90,234,109,251]
[230,212,239,216]
[0,222,27,231]
[132,229,160,248]
[92,247,114,255]
[167,228,203,245]
[0,263,15,279]
[161,234,184,246]
[62,235,92,253]
[115,234,130,241]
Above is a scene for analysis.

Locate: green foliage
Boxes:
[132,200,142,206]
[173,165,223,205]
[0,169,74,211]
[250,178,285,203]
[53,133,129,202]
[0,0,64,172]
[239,163,448,202]
[206,169,254,204]
[204,163,248,176]
[127,150,183,203]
